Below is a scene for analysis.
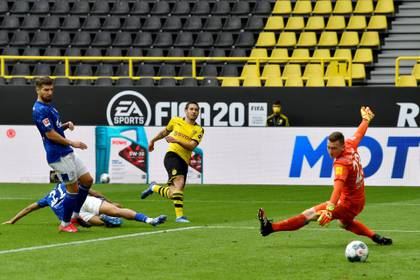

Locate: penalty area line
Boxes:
[0,226,202,255]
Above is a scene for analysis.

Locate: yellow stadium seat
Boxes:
[306,76,325,87]
[276,31,297,48]
[293,0,312,15]
[326,76,347,86]
[347,15,367,30]
[262,64,281,79]
[359,31,380,48]
[333,49,352,62]
[325,15,346,30]
[270,48,289,63]
[353,49,373,64]
[313,0,332,15]
[243,76,262,87]
[367,15,388,31]
[264,16,284,30]
[241,64,260,78]
[265,76,283,87]
[221,77,240,87]
[333,0,353,14]
[283,64,302,78]
[303,64,324,80]
[375,0,394,14]
[296,32,317,48]
[284,76,304,86]
[354,0,374,14]
[312,49,331,60]
[318,31,338,47]
[349,63,366,80]
[397,75,417,87]
[412,64,420,80]
[291,48,310,63]
[256,32,276,47]
[273,0,292,15]
[325,61,345,77]
[285,16,305,30]
[249,48,268,63]
[338,31,359,47]
[305,16,325,31]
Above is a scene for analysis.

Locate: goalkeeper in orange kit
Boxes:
[258,106,392,245]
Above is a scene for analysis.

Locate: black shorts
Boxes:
[164,152,188,182]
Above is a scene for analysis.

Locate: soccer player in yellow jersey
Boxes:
[141,102,204,223]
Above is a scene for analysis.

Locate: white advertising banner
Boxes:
[0,125,419,186]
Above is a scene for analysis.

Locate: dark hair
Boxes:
[35,77,53,88]
[273,100,282,106]
[185,101,199,110]
[328,131,345,145]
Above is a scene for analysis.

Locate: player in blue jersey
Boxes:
[32,77,94,233]
[3,183,167,228]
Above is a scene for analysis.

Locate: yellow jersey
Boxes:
[166,117,204,164]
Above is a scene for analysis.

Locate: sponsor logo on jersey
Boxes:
[42,118,51,127]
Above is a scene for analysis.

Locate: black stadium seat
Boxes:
[91,32,112,47]
[10,0,30,14]
[91,0,110,15]
[1,15,20,29]
[83,17,101,30]
[131,1,150,15]
[31,0,49,14]
[51,0,70,14]
[10,31,30,47]
[22,15,41,30]
[62,16,82,30]
[122,17,142,31]
[42,16,60,30]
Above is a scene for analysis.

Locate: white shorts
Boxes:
[49,152,88,184]
[79,196,103,222]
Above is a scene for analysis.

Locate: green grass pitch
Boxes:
[1,184,419,280]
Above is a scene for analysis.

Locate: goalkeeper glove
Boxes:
[361,106,375,123]
[317,203,335,227]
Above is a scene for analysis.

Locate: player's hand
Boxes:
[148,141,155,152]
[317,210,333,226]
[165,136,177,143]
[70,140,87,150]
[65,121,75,131]
[361,106,375,123]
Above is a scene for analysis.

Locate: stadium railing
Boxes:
[0,56,352,86]
[395,56,420,87]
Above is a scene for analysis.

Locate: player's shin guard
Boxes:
[172,191,184,218]
[62,192,77,226]
[272,214,307,231]
[344,220,375,238]
[72,185,89,216]
[154,184,170,198]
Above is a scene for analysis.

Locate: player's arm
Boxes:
[148,128,171,152]
[45,129,87,150]
[62,121,74,131]
[2,203,42,224]
[352,106,375,147]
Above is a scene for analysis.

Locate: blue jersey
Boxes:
[37,183,67,221]
[32,101,73,163]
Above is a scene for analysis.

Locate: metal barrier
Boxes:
[0,56,352,85]
[395,56,420,86]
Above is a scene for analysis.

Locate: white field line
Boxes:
[1,225,420,256]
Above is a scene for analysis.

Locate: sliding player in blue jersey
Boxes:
[3,183,167,228]
[32,77,95,232]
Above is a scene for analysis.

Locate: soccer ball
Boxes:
[99,173,110,184]
[345,240,369,262]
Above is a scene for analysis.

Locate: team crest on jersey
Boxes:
[172,169,177,176]
[42,118,51,127]
[335,166,343,176]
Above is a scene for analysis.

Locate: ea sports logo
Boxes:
[106,91,152,126]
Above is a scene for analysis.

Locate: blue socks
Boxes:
[62,192,77,224]
[134,213,148,223]
[73,185,89,216]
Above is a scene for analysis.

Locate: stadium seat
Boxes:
[162,17,182,31]
[354,0,374,14]
[10,31,30,47]
[153,33,173,48]
[235,32,255,48]
[85,48,102,64]
[174,32,194,47]
[291,48,310,62]
[199,65,218,77]
[167,48,186,64]
[22,48,41,63]
[312,49,331,60]
[0,31,9,46]
[249,48,268,63]
[262,64,281,79]
[412,64,420,80]
[33,64,51,76]
[44,47,62,60]
[367,15,388,31]
[334,49,352,63]
[102,17,121,31]
[229,48,247,59]
[318,31,338,48]
[178,64,192,77]
[296,32,317,48]
[333,0,353,14]
[73,79,92,86]
[151,1,170,15]
[212,1,231,15]
[313,0,332,15]
[243,76,262,87]
[293,0,312,15]
[359,31,380,48]
[241,64,260,78]
[201,78,219,87]
[303,64,324,80]
[133,32,153,47]
[115,78,134,86]
[284,76,304,86]
[10,0,30,14]
[137,64,155,77]
[326,15,346,31]
[264,16,284,31]
[191,1,210,15]
[11,63,30,76]
[285,16,305,31]
[305,16,325,31]
[375,0,394,14]
[62,16,81,30]
[83,16,101,30]
[253,1,272,15]
[110,0,130,15]
[91,0,110,15]
[353,49,373,64]
[1,15,19,29]
[31,31,50,47]
[158,78,177,87]
[180,78,198,87]
[70,0,90,15]
[136,78,155,86]
[195,32,214,47]
[338,32,359,48]
[53,64,66,76]
[256,32,276,47]
[273,0,292,15]
[397,75,417,87]
[0,0,7,14]
[270,48,289,63]
[223,17,242,31]
[74,64,93,77]
[72,32,93,47]
[350,63,366,80]
[54,78,71,86]
[142,16,162,31]
[172,1,190,15]
[282,64,302,79]
[127,48,143,57]
[42,16,60,30]
[245,16,264,31]
[2,47,19,56]
[95,64,114,77]
[95,78,113,86]
[22,15,40,30]
[203,16,223,31]
[325,61,344,77]
[347,16,367,31]
[51,0,70,14]
[214,33,234,47]
[104,48,123,64]
[131,1,150,15]
[264,76,283,87]
[326,76,346,86]
[221,77,240,87]
[31,0,49,14]
[306,76,325,87]
[113,32,133,47]
[9,78,28,85]
[184,17,203,31]
[276,32,296,48]
[122,17,142,31]
[231,1,250,15]
[220,65,239,77]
